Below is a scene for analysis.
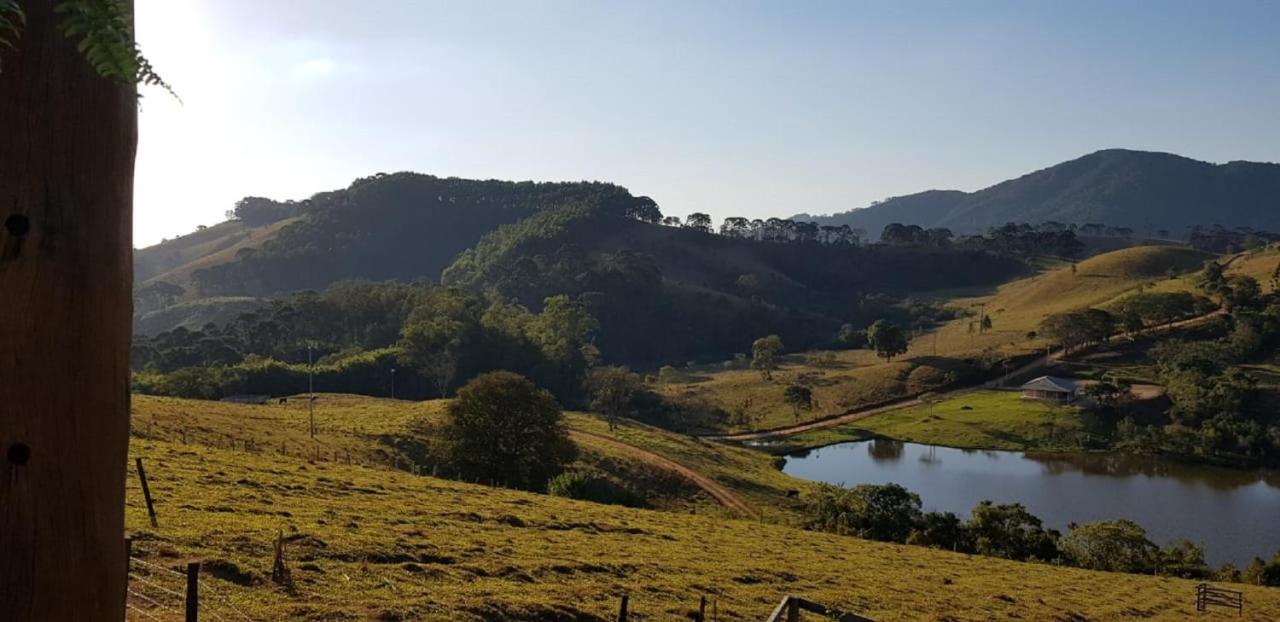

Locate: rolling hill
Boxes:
[659,244,1213,433]
[800,149,1280,236]
[124,429,1280,621]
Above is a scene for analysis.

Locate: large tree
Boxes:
[1,1,165,618]
[866,319,909,362]
[751,334,784,380]
[437,371,576,490]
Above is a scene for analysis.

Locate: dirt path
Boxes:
[568,430,758,519]
[704,308,1225,443]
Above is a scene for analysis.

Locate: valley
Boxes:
[119,163,1280,619]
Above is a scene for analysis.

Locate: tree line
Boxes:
[802,481,1280,585]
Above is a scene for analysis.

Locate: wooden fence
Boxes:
[764,595,875,622]
[1195,583,1243,615]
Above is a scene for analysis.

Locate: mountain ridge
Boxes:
[797,149,1280,236]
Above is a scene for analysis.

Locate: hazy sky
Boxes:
[133,0,1280,247]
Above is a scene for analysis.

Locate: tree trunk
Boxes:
[0,1,137,619]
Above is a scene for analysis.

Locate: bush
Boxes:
[547,471,644,507]
[437,371,576,490]
[802,483,921,542]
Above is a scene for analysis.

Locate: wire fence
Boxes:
[126,551,254,622]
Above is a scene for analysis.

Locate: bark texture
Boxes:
[0,1,137,619]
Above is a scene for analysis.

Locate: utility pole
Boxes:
[308,343,315,438]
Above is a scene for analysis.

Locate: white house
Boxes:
[1020,376,1078,402]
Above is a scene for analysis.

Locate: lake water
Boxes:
[782,439,1280,566]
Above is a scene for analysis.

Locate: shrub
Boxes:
[437,371,576,490]
[547,471,644,507]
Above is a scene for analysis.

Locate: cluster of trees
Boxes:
[802,482,1280,583]
[1093,266,1280,466]
[879,223,955,247]
[962,223,1085,257]
[1039,291,1213,352]
[877,222,1086,258]
[1188,225,1278,254]
[656,213,866,246]
[132,281,602,403]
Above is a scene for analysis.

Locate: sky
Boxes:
[133,0,1280,247]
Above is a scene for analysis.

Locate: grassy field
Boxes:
[660,245,1213,434]
[131,394,805,519]
[771,390,1086,453]
[123,436,1280,621]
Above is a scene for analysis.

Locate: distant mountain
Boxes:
[798,149,1280,237]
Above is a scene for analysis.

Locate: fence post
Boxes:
[617,594,628,622]
[786,597,799,622]
[136,457,159,528]
[123,535,133,610]
[185,561,200,622]
[698,595,706,622]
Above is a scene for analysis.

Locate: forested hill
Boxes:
[140,173,653,298]
[799,149,1280,236]
[440,204,1025,365]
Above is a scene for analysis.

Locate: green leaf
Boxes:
[53,0,179,100]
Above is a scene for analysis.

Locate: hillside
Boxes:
[802,149,1280,235]
[142,174,648,299]
[130,394,807,521]
[123,435,1280,621]
[440,204,1025,365]
[659,245,1212,433]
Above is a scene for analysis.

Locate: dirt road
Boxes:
[568,430,759,519]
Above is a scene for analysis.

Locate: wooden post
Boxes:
[713,599,718,622]
[136,458,158,528]
[786,598,799,622]
[122,536,133,616]
[698,595,706,622]
[617,594,628,622]
[271,531,291,586]
[0,8,138,598]
[185,561,200,622]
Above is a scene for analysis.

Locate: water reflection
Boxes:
[1028,452,1280,491]
[783,439,1280,566]
[866,438,904,461]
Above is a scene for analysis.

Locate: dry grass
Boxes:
[660,246,1212,434]
[124,437,1280,621]
[131,394,802,518]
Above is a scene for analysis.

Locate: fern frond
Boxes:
[0,0,24,62]
[55,0,178,100]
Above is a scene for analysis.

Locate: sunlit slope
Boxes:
[916,245,1212,359]
[135,217,299,288]
[130,394,804,517]
[656,245,1214,433]
[123,438,1280,621]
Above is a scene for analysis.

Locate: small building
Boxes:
[1020,376,1078,402]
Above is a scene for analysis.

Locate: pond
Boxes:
[782,439,1280,566]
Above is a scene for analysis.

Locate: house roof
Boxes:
[1020,376,1077,393]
